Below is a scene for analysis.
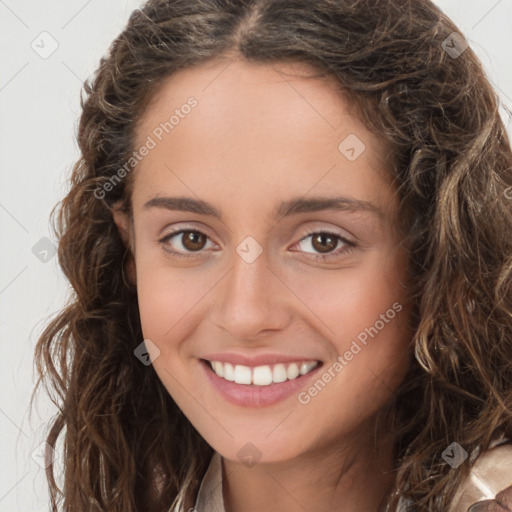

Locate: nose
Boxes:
[210,246,293,341]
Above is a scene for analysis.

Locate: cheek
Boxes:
[136,270,182,343]
[135,259,209,352]
[290,251,408,351]
[290,250,411,407]
[134,263,212,405]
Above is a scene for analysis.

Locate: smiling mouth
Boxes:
[201,358,322,386]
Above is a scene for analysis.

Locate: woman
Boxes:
[33,0,512,510]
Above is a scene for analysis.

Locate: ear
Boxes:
[112,201,132,247]
[112,200,137,286]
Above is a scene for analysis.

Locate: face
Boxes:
[113,58,412,464]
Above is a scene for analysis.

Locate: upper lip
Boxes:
[201,353,322,367]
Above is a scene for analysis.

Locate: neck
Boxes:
[221,416,397,512]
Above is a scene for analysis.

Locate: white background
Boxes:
[1,1,511,510]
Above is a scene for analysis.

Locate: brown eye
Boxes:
[181,231,207,251]
[311,233,338,253]
[159,229,214,258]
[294,230,355,262]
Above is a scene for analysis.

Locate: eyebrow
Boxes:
[143,195,384,220]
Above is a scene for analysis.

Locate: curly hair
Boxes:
[32,0,512,510]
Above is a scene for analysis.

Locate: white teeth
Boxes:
[253,366,273,386]
[272,364,287,383]
[287,363,300,380]
[234,365,252,385]
[212,361,224,377]
[208,360,319,386]
[300,362,317,375]
[223,362,235,381]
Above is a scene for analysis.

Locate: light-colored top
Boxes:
[447,440,512,512]
[193,451,226,512]
[189,441,512,512]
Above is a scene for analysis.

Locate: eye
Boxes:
[292,230,355,261]
[159,229,215,258]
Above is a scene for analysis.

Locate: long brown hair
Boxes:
[32,0,512,510]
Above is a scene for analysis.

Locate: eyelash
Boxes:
[158,228,356,262]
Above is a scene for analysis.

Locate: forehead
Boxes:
[131,58,394,213]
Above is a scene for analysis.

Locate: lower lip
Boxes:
[199,359,323,407]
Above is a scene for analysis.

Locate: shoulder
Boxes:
[447,441,512,512]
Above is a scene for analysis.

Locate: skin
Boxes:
[113,57,414,512]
